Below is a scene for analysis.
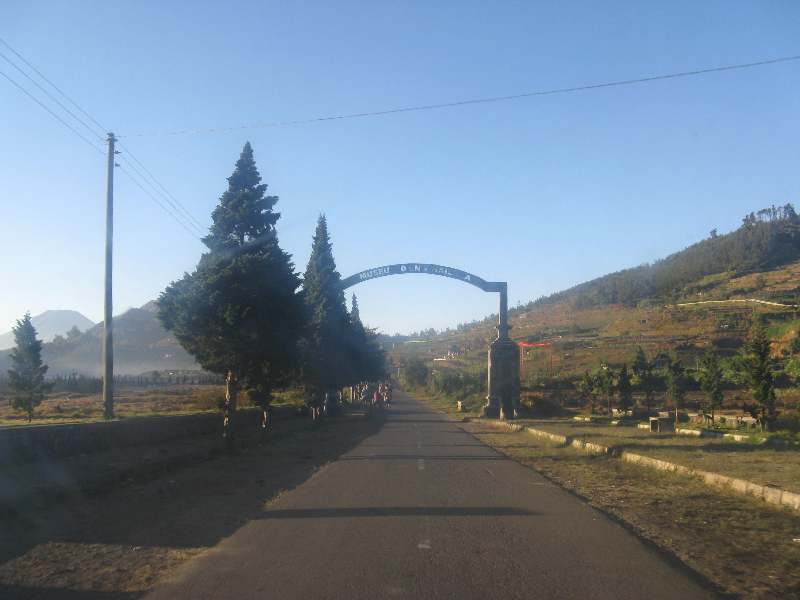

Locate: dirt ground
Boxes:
[0,412,384,599]
[3,405,800,599]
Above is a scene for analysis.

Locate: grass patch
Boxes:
[512,419,800,494]
[0,385,303,426]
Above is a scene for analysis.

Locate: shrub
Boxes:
[402,357,429,388]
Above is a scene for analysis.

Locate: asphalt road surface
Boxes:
[145,391,719,600]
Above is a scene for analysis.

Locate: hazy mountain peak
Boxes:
[139,300,159,312]
[0,310,95,350]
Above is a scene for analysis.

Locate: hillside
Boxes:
[527,204,800,311]
[0,310,95,350]
[388,206,800,396]
[388,260,800,394]
[0,302,197,377]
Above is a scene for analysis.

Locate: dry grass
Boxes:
[513,419,800,493]
[0,385,304,426]
[0,386,226,426]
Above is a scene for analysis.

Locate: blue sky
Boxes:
[2,1,799,337]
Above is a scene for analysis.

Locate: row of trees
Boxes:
[5,145,384,430]
[399,357,486,403]
[156,143,385,448]
[577,319,777,430]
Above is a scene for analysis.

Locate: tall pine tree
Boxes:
[7,313,51,422]
[746,318,777,431]
[617,363,633,414]
[348,293,386,384]
[700,347,724,423]
[158,142,303,449]
[632,346,657,417]
[301,215,355,400]
[202,142,280,254]
[665,353,686,422]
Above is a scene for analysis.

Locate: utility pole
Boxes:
[103,133,116,420]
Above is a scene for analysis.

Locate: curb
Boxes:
[494,421,800,511]
[574,415,799,445]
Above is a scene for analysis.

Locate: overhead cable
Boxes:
[0,37,205,238]
[117,166,203,240]
[116,145,207,233]
[116,154,206,236]
[0,36,107,134]
[0,49,105,142]
[118,55,800,138]
[0,66,104,154]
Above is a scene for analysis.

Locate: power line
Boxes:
[0,66,104,154]
[0,49,105,142]
[0,37,206,238]
[116,144,206,233]
[118,54,800,138]
[0,36,107,134]
[116,154,206,236]
[117,166,203,240]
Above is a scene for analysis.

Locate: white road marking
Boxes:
[418,459,425,470]
[417,540,431,549]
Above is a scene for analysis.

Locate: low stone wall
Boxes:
[0,404,300,466]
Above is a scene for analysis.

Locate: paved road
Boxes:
[146,391,718,600]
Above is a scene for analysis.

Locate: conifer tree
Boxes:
[347,293,386,384]
[300,215,354,400]
[350,293,361,324]
[7,313,51,422]
[596,367,616,416]
[745,318,777,431]
[631,347,657,417]
[665,353,686,422]
[578,370,596,413]
[617,363,633,414]
[202,142,280,254]
[158,143,303,449]
[700,347,724,423]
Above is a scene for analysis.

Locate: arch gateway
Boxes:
[342,263,520,419]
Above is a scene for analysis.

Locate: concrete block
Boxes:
[649,417,675,433]
[781,491,800,510]
[730,479,749,494]
[763,486,784,505]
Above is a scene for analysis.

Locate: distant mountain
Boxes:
[0,302,198,376]
[0,310,95,350]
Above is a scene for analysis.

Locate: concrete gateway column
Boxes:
[483,284,520,419]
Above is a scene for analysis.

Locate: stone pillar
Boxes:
[483,283,520,419]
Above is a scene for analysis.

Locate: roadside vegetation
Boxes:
[0,380,308,426]
[2,144,386,435]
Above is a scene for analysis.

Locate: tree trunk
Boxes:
[261,387,272,442]
[224,371,238,452]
